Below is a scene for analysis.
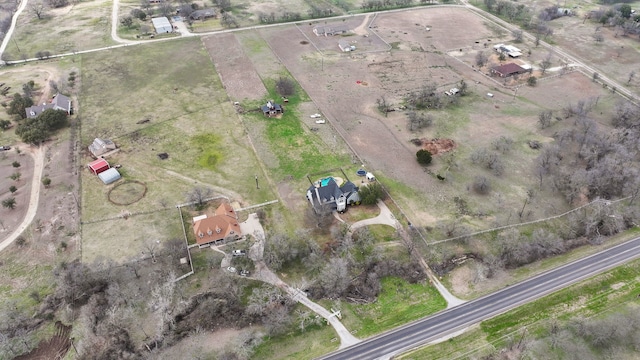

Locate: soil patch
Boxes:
[419,138,456,155]
[14,321,71,360]
[202,34,267,101]
[108,181,148,206]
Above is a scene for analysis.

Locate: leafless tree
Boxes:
[475,51,489,67]
[539,52,553,75]
[472,176,491,194]
[512,29,523,42]
[492,136,514,154]
[317,257,350,298]
[627,70,636,84]
[276,77,296,97]
[538,110,553,128]
[186,186,213,210]
[30,1,47,19]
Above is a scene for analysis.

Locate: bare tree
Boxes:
[317,257,350,298]
[30,1,47,19]
[628,70,636,84]
[539,52,553,75]
[512,29,523,42]
[475,51,489,67]
[186,186,213,210]
[472,176,491,194]
[538,110,553,128]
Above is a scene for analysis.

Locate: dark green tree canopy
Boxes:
[16,109,68,144]
[416,149,433,165]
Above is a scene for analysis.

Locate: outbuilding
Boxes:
[151,17,173,33]
[88,158,110,175]
[98,168,121,185]
[366,172,376,181]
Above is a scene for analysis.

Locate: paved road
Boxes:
[318,237,640,360]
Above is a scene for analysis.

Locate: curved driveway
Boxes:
[318,237,640,359]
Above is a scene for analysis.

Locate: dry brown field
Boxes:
[255,7,618,228]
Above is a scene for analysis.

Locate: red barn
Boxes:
[88,158,110,175]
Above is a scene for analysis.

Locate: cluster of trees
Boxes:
[361,0,419,11]
[258,11,303,24]
[404,82,458,110]
[407,111,434,132]
[534,99,640,205]
[483,0,531,23]
[590,5,640,39]
[16,109,68,144]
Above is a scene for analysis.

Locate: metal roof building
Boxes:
[98,168,121,185]
[151,17,172,33]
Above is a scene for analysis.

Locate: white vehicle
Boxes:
[240,270,250,277]
[226,266,237,273]
[310,113,322,118]
[232,249,246,257]
[315,119,326,124]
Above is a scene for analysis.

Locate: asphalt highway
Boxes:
[319,237,640,360]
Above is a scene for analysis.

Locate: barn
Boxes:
[151,17,172,33]
[98,168,121,185]
[88,158,110,175]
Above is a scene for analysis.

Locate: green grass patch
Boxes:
[341,277,447,338]
[401,256,640,359]
[368,224,397,242]
[192,133,223,170]
[252,318,338,360]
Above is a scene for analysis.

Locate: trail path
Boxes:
[0,146,45,252]
[0,0,29,61]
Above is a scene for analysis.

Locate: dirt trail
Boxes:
[0,145,45,252]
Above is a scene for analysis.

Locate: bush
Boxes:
[527,76,537,87]
[416,149,432,165]
[472,176,491,194]
[275,77,296,97]
[359,182,386,205]
[130,8,147,20]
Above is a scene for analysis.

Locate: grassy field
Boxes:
[252,319,339,360]
[2,0,114,61]
[78,38,277,262]
[399,256,640,359]
[337,277,447,338]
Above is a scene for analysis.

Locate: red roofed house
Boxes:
[193,203,242,248]
[88,158,110,175]
[491,63,527,78]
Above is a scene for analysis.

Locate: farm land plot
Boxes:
[296,16,389,54]
[2,0,115,61]
[261,7,618,228]
[79,38,274,262]
[0,150,33,232]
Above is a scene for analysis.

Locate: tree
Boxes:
[220,12,239,28]
[527,76,537,86]
[376,96,390,116]
[47,0,68,8]
[539,53,553,75]
[6,94,34,120]
[30,1,47,19]
[130,8,147,20]
[498,51,506,62]
[0,120,11,131]
[358,182,385,205]
[407,111,433,131]
[2,198,16,210]
[620,4,632,19]
[416,149,432,165]
[11,161,20,168]
[512,29,523,42]
[186,186,213,210]
[158,1,174,17]
[275,77,296,97]
[120,16,133,28]
[472,176,491,194]
[215,0,232,11]
[22,81,35,98]
[42,177,51,188]
[9,173,21,181]
[627,70,635,84]
[538,110,553,128]
[15,109,67,144]
[475,51,488,67]
[317,257,350,298]
[9,186,17,193]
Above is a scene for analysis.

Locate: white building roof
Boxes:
[151,17,172,33]
[98,168,121,185]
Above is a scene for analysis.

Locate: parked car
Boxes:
[232,249,246,257]
[0,146,10,151]
[240,270,250,277]
[315,119,326,124]
[310,113,322,118]
[226,266,237,273]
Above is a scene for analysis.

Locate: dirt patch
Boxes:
[108,180,147,206]
[419,138,456,155]
[14,322,71,360]
[202,34,267,101]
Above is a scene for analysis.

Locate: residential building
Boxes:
[192,203,242,248]
[25,93,71,118]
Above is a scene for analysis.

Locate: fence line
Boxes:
[427,196,631,246]
[236,200,279,212]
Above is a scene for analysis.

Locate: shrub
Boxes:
[359,182,386,205]
[416,149,432,165]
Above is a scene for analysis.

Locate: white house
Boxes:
[151,17,173,33]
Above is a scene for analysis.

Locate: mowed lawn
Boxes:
[79,38,274,262]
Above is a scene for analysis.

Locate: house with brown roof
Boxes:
[313,24,349,36]
[491,63,527,78]
[192,203,242,248]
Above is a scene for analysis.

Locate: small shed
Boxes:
[366,172,376,181]
[151,17,172,33]
[98,168,121,185]
[88,138,117,157]
[88,158,110,175]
